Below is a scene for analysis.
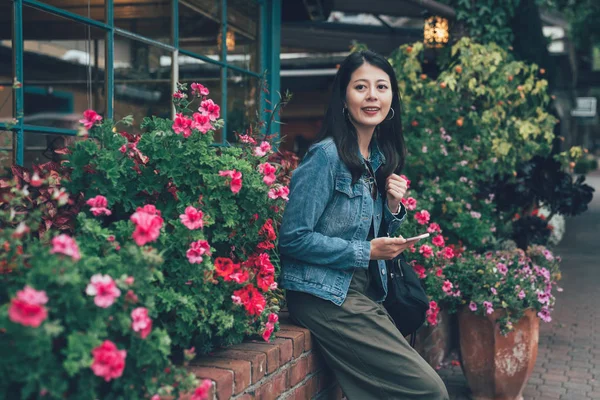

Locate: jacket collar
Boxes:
[360,139,386,171]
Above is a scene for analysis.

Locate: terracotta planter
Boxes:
[458,307,539,400]
[414,308,453,368]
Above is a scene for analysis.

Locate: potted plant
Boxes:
[441,246,561,400]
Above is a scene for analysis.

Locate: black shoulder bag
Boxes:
[383,253,429,343]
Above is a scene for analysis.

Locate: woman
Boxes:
[278,51,449,399]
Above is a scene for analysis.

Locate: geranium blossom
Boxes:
[130,206,164,246]
[538,307,552,322]
[413,264,426,279]
[254,141,272,157]
[414,210,430,225]
[180,206,204,230]
[199,99,220,121]
[191,82,209,97]
[79,109,103,129]
[191,379,213,400]
[214,257,238,279]
[219,170,243,193]
[186,240,211,264]
[50,234,81,261]
[427,223,441,233]
[8,285,48,328]
[432,235,445,247]
[401,197,417,211]
[191,112,213,134]
[496,262,508,275]
[399,174,411,188]
[258,162,277,186]
[90,340,127,382]
[86,195,112,216]
[172,113,193,137]
[238,134,256,144]
[483,301,494,315]
[131,307,153,339]
[86,274,121,308]
[419,244,433,258]
[259,219,277,241]
[468,301,477,312]
[442,280,453,294]
[268,185,290,201]
[426,301,439,325]
[232,284,266,316]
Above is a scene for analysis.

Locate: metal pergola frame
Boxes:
[1,0,281,166]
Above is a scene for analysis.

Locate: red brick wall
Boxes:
[186,317,343,400]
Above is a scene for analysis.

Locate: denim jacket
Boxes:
[278,137,407,306]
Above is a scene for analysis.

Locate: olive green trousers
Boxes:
[286,268,449,400]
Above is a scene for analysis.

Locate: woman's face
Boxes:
[344,62,393,130]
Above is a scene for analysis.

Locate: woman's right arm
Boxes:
[278,147,371,270]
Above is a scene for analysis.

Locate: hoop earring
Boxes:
[386,108,395,121]
[342,107,348,118]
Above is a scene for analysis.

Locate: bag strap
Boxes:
[410,331,417,347]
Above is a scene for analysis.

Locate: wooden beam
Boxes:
[331,0,455,19]
[282,22,422,54]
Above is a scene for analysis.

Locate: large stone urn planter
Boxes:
[414,308,453,368]
[458,307,539,400]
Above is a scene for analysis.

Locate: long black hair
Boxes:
[316,50,406,186]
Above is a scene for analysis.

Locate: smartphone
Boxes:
[404,233,430,242]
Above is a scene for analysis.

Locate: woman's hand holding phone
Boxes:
[369,233,428,260]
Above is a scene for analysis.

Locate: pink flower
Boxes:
[180,206,204,230]
[130,207,164,246]
[86,274,121,308]
[538,307,552,322]
[186,240,211,264]
[191,82,210,97]
[131,307,153,339]
[239,134,257,144]
[468,301,477,312]
[413,264,426,279]
[419,244,433,258]
[90,340,127,382]
[543,249,554,261]
[426,301,439,325]
[268,313,279,324]
[427,223,441,233]
[254,141,272,157]
[191,112,213,134]
[258,162,277,186]
[432,235,445,247]
[483,301,494,315]
[268,185,290,201]
[262,322,275,342]
[79,109,103,129]
[199,99,220,121]
[8,286,48,328]
[441,247,455,260]
[219,169,243,193]
[490,287,497,295]
[86,195,112,217]
[50,234,81,261]
[399,175,411,189]
[229,270,250,284]
[401,197,417,211]
[496,263,508,275]
[124,276,135,285]
[442,280,453,294]
[172,91,185,99]
[172,113,193,137]
[414,210,431,225]
[191,379,213,400]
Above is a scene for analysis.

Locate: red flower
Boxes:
[8,286,48,328]
[441,247,455,260]
[432,235,445,247]
[412,264,426,279]
[90,340,127,382]
[79,109,103,130]
[232,284,266,316]
[199,99,220,121]
[419,244,433,258]
[427,223,442,233]
[214,257,237,279]
[191,112,213,134]
[172,113,193,138]
[259,219,277,241]
[426,301,440,326]
[219,170,243,194]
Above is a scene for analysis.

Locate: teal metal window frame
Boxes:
[2,0,281,166]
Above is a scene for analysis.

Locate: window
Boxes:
[2,0,280,169]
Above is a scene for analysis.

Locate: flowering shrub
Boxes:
[62,83,288,352]
[440,245,562,334]
[1,180,202,399]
